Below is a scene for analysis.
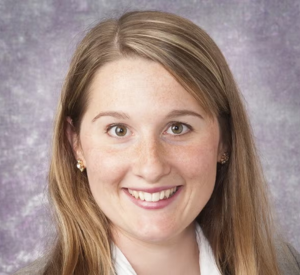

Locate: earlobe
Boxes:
[217,141,230,164]
[66,117,85,162]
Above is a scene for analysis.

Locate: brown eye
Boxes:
[115,125,127,136]
[171,123,183,134]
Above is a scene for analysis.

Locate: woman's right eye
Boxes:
[106,125,130,137]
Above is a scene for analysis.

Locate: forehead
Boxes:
[87,57,206,113]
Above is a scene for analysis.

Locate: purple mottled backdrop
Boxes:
[0,0,299,274]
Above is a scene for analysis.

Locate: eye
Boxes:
[165,122,191,136]
[107,124,129,137]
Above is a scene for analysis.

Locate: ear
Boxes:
[66,117,86,164]
[217,139,228,162]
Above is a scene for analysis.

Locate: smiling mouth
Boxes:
[127,187,179,202]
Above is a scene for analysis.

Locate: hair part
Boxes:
[45,10,293,275]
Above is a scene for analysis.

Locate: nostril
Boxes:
[132,159,171,183]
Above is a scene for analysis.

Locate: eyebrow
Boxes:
[165,109,203,120]
[92,111,130,122]
[92,109,203,122]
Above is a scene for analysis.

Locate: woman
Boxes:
[15,10,300,275]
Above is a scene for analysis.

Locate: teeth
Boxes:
[133,190,139,199]
[144,193,152,202]
[139,191,145,201]
[152,193,160,202]
[128,187,178,202]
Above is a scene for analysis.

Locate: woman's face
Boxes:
[73,57,224,244]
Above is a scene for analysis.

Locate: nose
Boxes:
[132,137,171,183]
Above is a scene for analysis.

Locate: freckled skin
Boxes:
[74,57,224,244]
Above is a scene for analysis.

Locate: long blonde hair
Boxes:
[46,10,289,275]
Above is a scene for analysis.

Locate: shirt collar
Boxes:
[196,223,222,275]
[112,223,221,275]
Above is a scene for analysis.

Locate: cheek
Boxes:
[177,144,218,211]
[82,142,128,191]
[172,142,219,181]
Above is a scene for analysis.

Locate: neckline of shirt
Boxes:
[112,223,221,275]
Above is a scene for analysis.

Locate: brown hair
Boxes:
[46,10,289,275]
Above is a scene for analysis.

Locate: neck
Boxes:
[112,222,200,275]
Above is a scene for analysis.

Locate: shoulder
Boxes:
[13,257,47,275]
[277,242,300,275]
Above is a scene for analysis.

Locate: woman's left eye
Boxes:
[106,124,130,137]
[165,122,191,136]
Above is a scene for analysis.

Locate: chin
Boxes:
[134,231,175,244]
[128,220,185,244]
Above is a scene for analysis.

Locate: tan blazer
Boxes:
[13,243,300,275]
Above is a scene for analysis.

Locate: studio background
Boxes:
[0,0,299,274]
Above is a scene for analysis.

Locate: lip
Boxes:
[125,185,180,194]
[123,186,182,210]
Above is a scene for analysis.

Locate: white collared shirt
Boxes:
[112,223,221,275]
